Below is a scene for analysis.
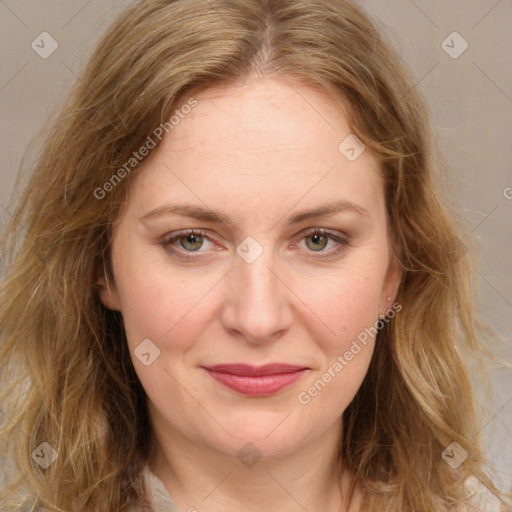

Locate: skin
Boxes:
[98,75,401,512]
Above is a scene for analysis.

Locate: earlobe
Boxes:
[96,274,122,311]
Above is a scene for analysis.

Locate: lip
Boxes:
[202,363,309,396]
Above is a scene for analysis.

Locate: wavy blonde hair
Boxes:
[1,0,510,510]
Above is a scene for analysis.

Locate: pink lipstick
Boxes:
[202,363,308,396]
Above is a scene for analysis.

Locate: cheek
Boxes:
[112,255,209,411]
[302,265,384,355]
[112,242,212,352]
[295,271,380,415]
[298,257,389,414]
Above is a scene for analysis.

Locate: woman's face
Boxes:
[99,76,401,461]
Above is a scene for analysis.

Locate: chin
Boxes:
[208,413,311,461]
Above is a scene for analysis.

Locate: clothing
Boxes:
[139,467,500,512]
[142,465,180,512]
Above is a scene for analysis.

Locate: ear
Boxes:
[96,271,122,312]
[379,256,402,317]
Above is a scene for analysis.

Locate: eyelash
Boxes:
[159,228,351,261]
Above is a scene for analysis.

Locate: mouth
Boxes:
[201,363,309,396]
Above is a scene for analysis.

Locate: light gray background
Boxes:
[1,0,510,493]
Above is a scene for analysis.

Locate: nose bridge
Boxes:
[222,237,292,343]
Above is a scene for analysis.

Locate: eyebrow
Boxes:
[140,200,369,227]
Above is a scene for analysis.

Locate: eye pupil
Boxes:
[306,233,328,251]
[181,233,203,251]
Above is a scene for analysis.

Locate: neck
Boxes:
[148,416,360,512]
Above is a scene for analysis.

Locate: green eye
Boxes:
[179,232,205,252]
[297,228,350,260]
[160,228,350,262]
[161,229,213,258]
[304,232,329,251]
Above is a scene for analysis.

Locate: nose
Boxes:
[221,245,293,345]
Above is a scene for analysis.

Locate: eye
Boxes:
[296,228,350,260]
[174,231,206,251]
[159,228,350,261]
[304,231,332,251]
[160,229,214,258]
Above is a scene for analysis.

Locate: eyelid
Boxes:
[159,228,216,253]
[293,227,351,260]
[159,227,351,260]
[299,227,348,241]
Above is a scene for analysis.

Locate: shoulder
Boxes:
[346,473,504,512]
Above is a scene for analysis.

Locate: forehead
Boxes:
[126,77,384,226]
[166,77,356,157]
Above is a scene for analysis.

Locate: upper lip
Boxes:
[202,363,308,376]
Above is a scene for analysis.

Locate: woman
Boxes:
[0,0,510,510]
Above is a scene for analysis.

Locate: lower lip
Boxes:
[205,369,307,396]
